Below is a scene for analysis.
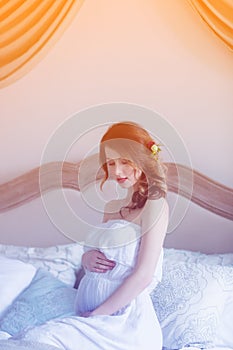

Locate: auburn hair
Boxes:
[99,121,167,216]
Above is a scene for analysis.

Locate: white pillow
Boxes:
[163,248,233,266]
[215,279,233,348]
[0,256,36,317]
[150,251,233,349]
[0,243,84,286]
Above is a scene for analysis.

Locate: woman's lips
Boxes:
[117,177,127,183]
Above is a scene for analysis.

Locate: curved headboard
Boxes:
[0,154,233,220]
[0,154,232,252]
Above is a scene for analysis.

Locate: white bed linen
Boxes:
[0,331,10,340]
[0,257,36,317]
[13,220,164,350]
[177,348,233,350]
[0,233,232,349]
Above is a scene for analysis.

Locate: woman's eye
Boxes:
[107,161,115,166]
[121,159,129,165]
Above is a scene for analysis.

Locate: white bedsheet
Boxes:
[0,327,233,350]
[0,331,10,340]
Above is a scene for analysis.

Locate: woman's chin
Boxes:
[117,181,133,189]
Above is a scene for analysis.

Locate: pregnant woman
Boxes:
[20,121,169,350]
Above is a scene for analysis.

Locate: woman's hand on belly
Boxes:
[82,250,116,273]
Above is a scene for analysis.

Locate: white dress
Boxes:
[19,220,163,350]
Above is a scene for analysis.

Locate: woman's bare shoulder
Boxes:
[143,197,168,212]
[141,197,169,227]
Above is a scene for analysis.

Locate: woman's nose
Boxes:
[115,162,123,176]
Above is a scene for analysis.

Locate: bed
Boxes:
[0,157,232,350]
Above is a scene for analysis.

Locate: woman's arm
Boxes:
[90,197,169,316]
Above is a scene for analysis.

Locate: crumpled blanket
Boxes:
[0,339,61,350]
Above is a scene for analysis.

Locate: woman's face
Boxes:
[105,147,142,189]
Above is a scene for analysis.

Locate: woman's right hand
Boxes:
[82,250,116,273]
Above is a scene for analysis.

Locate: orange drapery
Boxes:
[0,1,232,89]
[188,0,233,51]
[0,0,85,88]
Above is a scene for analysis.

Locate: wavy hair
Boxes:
[99,121,167,216]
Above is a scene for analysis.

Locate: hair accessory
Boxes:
[147,141,161,158]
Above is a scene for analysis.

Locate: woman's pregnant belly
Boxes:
[74,264,133,315]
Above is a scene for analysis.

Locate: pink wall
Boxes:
[0,0,232,252]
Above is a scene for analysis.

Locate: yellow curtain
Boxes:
[188,0,233,51]
[0,0,85,88]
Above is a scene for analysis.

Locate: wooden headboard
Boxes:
[1,155,232,219]
[0,154,232,252]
